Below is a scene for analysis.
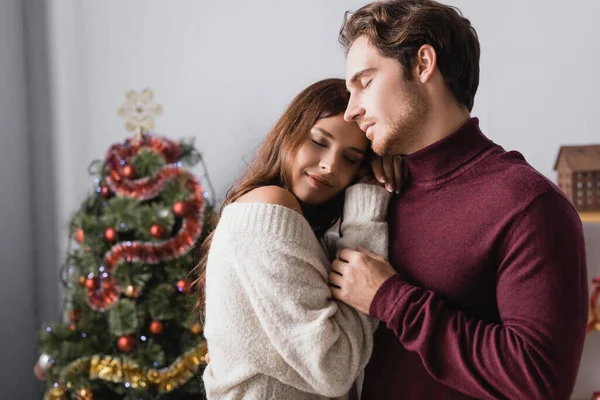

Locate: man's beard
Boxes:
[376,99,427,156]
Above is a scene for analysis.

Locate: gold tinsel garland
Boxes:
[43,342,207,399]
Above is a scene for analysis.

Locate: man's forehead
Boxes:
[346,38,377,80]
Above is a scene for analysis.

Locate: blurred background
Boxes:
[1,0,599,398]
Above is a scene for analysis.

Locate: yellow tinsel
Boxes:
[89,342,206,392]
[44,384,68,400]
[43,342,207,399]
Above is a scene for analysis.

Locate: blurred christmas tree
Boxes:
[36,89,215,400]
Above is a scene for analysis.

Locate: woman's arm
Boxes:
[222,186,378,396]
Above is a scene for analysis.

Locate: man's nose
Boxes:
[344,95,364,122]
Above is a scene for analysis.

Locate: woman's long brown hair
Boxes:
[192,78,368,311]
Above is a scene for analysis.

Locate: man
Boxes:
[329,1,588,399]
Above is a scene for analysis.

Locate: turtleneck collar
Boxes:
[401,117,493,183]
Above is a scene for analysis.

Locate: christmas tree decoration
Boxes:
[68,310,81,323]
[74,228,85,244]
[149,320,164,335]
[84,277,99,290]
[190,323,202,335]
[37,353,52,372]
[117,88,163,134]
[76,388,93,400]
[121,164,136,179]
[176,279,191,294]
[124,285,140,299]
[172,201,190,217]
[104,227,117,242]
[36,89,216,399]
[87,343,207,393]
[150,223,166,239]
[100,184,112,199]
[45,384,68,400]
[117,335,137,353]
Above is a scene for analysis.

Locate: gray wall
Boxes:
[0,0,58,397]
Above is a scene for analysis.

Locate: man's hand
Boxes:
[371,155,403,193]
[329,245,397,314]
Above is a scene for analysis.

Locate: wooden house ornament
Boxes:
[554,145,600,211]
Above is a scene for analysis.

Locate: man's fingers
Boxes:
[331,285,343,300]
[328,272,343,287]
[393,156,403,193]
[371,156,386,184]
[331,258,344,274]
[205,352,211,364]
[338,248,360,264]
[382,156,394,192]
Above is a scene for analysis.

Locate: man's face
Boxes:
[344,36,427,156]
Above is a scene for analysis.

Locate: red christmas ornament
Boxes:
[104,227,117,242]
[172,201,189,217]
[149,320,164,335]
[122,165,136,179]
[117,335,136,353]
[85,277,99,290]
[74,228,85,244]
[100,184,112,199]
[150,223,166,239]
[176,279,191,294]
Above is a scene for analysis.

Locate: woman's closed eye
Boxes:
[311,139,327,148]
[344,156,360,165]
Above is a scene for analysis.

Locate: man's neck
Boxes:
[409,102,471,155]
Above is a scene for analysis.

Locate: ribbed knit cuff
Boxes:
[344,184,391,222]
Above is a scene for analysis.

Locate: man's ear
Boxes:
[414,44,437,83]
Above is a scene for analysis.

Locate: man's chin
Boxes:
[371,140,391,157]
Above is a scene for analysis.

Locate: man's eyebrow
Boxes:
[347,68,376,87]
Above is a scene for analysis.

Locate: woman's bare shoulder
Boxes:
[236,186,303,216]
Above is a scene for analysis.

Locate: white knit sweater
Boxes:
[203,184,390,399]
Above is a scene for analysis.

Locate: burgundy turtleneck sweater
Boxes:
[362,118,588,400]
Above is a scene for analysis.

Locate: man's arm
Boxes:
[334,190,588,399]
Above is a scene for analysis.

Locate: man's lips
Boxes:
[360,122,375,133]
[360,122,375,140]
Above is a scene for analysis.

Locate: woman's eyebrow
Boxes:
[312,127,366,154]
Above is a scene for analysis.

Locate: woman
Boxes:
[196,78,391,399]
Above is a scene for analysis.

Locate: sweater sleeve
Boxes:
[225,204,376,397]
[324,183,391,260]
[370,190,588,400]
